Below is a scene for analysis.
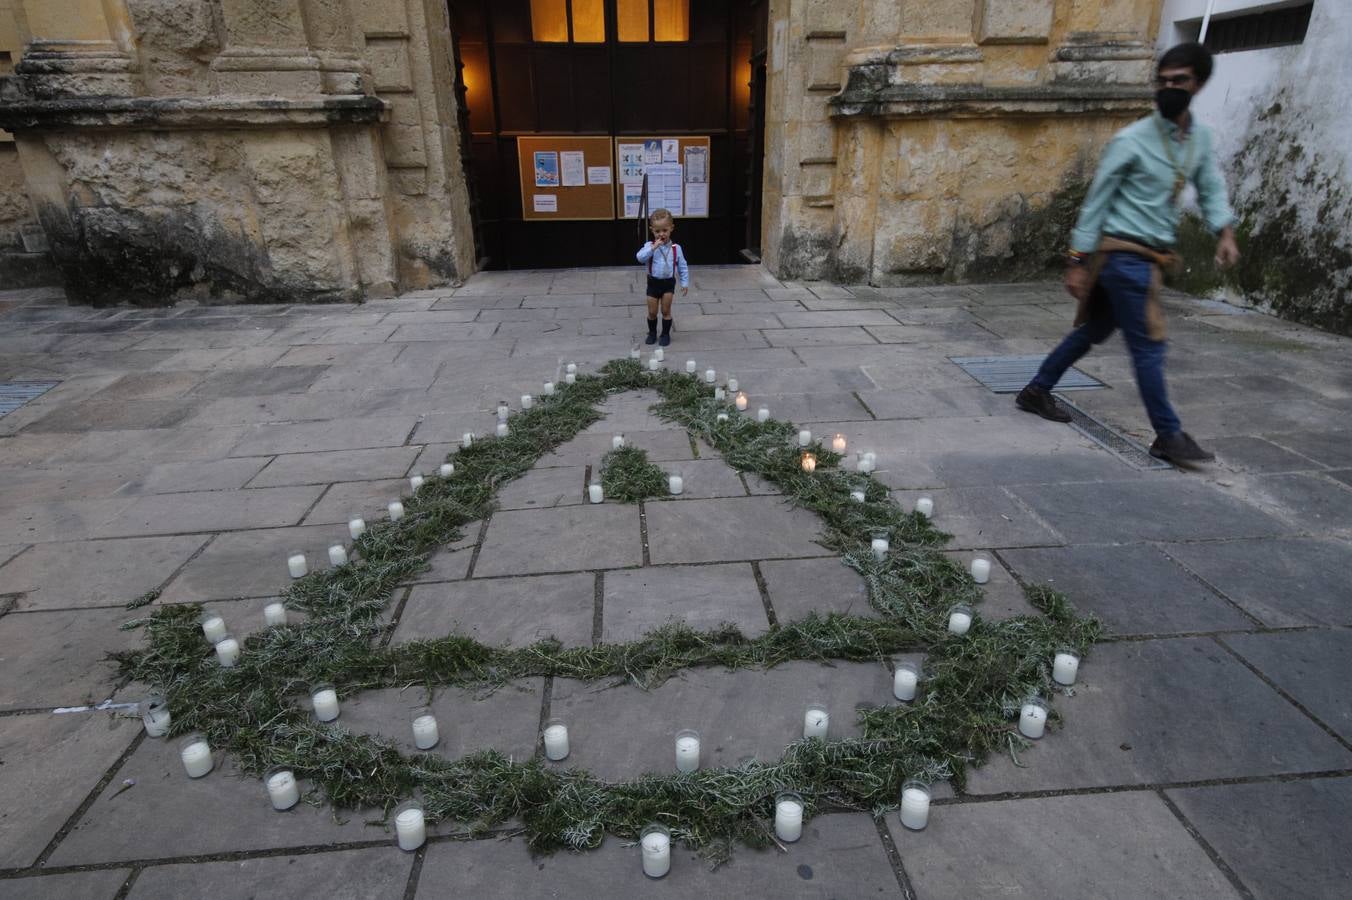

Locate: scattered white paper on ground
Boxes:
[662,138,680,163]
[560,150,586,187]
[684,182,709,217]
[532,194,558,213]
[587,166,612,185]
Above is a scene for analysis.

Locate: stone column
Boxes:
[14,0,140,97]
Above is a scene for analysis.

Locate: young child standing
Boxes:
[635,208,689,346]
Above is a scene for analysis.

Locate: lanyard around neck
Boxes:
[1153,116,1197,204]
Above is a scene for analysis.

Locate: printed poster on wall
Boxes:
[642,140,662,165]
[684,182,709,218]
[532,194,558,213]
[587,166,612,185]
[623,188,643,218]
[618,143,646,184]
[533,152,560,188]
[646,163,683,217]
[560,150,586,187]
[662,139,680,163]
[683,146,708,183]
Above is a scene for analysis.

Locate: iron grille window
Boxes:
[1199,3,1313,54]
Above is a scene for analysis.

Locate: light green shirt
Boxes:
[1070,114,1235,254]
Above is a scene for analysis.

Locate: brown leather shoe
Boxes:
[1015,385,1072,423]
[1149,431,1215,465]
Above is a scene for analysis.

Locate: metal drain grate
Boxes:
[949,355,1104,393]
[1055,395,1172,470]
[0,381,60,418]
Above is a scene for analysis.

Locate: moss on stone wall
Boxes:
[954,174,1090,283]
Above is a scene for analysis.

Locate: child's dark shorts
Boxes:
[646,276,677,299]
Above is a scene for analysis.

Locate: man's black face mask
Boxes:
[1155,87,1192,121]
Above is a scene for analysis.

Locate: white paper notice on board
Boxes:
[623,188,643,218]
[618,144,645,184]
[560,151,586,187]
[645,163,683,216]
[684,182,709,218]
[586,166,612,185]
[532,194,558,213]
[683,146,708,183]
[662,139,680,163]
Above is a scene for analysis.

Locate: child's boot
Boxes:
[659,317,673,347]
[645,317,658,345]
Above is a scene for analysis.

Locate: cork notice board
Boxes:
[517,136,616,222]
[615,135,712,221]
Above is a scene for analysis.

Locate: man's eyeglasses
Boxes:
[1156,74,1196,88]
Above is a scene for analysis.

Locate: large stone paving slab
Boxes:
[474,505,642,576]
[301,478,409,525]
[247,446,420,488]
[0,535,207,610]
[48,738,377,865]
[1222,629,1352,742]
[889,486,1063,549]
[414,811,898,898]
[963,638,1352,795]
[644,496,830,565]
[1263,429,1352,468]
[0,711,138,868]
[96,486,325,538]
[758,556,872,622]
[3,870,128,899]
[1007,478,1291,543]
[127,847,411,900]
[1161,538,1352,627]
[0,608,140,709]
[892,792,1238,899]
[535,429,695,466]
[160,524,351,602]
[656,458,748,499]
[394,574,594,647]
[1231,472,1352,531]
[228,417,418,456]
[602,563,767,641]
[1000,544,1256,635]
[337,682,544,763]
[550,660,891,781]
[496,465,587,510]
[1166,777,1352,899]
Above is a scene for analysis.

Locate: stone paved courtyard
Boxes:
[1,266,1351,898]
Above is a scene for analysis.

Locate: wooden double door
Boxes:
[448,0,767,270]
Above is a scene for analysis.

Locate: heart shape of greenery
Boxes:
[115,358,1099,863]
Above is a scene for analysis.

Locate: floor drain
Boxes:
[949,355,1104,393]
[1055,395,1172,470]
[0,381,60,418]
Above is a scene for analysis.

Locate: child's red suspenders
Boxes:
[648,243,680,278]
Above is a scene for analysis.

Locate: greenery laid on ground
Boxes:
[115,359,1100,860]
[599,444,669,503]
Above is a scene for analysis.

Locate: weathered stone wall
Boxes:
[0,0,56,286]
[762,0,1160,285]
[0,0,475,304]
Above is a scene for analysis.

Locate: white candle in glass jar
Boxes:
[647,358,660,372]
[311,686,340,722]
[394,803,426,851]
[565,372,576,384]
[496,423,509,438]
[899,782,931,830]
[410,475,425,492]
[412,712,440,750]
[388,501,405,521]
[566,362,578,374]
[801,453,817,473]
[893,662,919,701]
[757,406,770,422]
[850,490,866,503]
[543,381,555,395]
[915,496,934,518]
[266,768,300,811]
[180,734,213,778]
[287,553,307,579]
[1053,650,1081,686]
[832,433,847,453]
[264,602,288,627]
[328,544,348,567]
[653,348,664,362]
[140,697,171,737]
[641,827,671,878]
[871,537,889,560]
[674,730,700,773]
[704,368,716,383]
[348,517,366,540]
[521,394,533,409]
[612,434,625,450]
[496,401,509,422]
[716,413,729,423]
[798,429,812,447]
[462,432,474,448]
[439,463,454,478]
[803,705,829,740]
[1019,698,1048,739]
[727,377,738,392]
[215,635,241,667]
[543,720,569,760]
[775,794,804,843]
[714,387,725,400]
[200,613,227,644]
[686,359,697,373]
[735,393,748,411]
[630,346,641,360]
[947,608,973,635]
[668,475,683,495]
[970,557,991,584]
[588,483,604,504]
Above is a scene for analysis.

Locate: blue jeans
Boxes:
[1032,252,1181,437]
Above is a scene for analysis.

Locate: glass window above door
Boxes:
[619,0,689,42]
[531,0,605,43]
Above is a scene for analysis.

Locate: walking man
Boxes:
[1016,42,1240,465]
